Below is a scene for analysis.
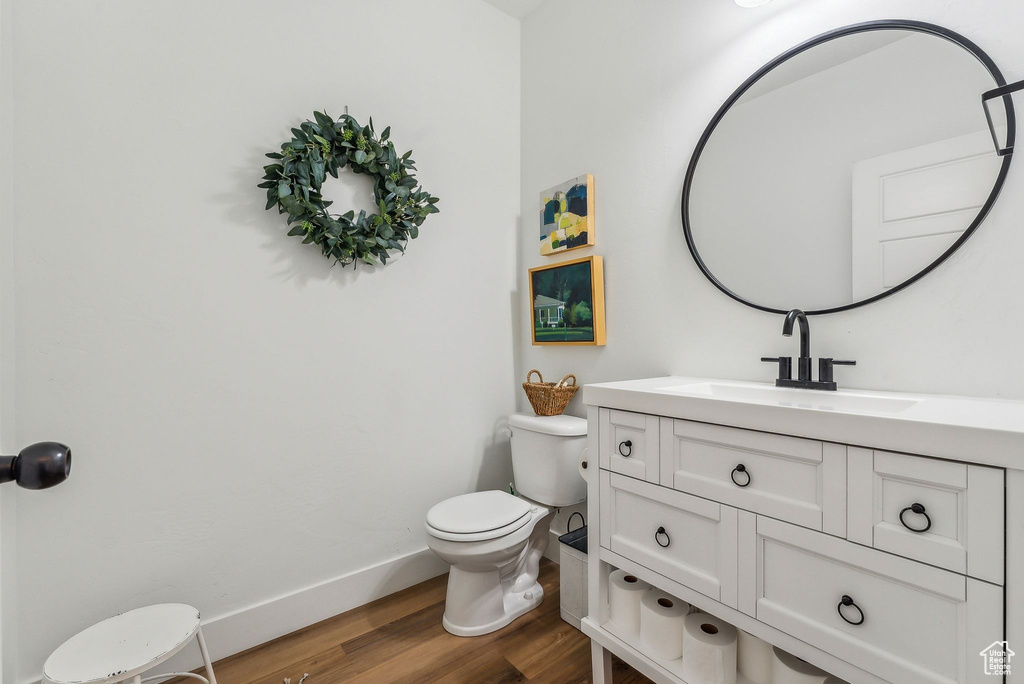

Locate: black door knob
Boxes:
[0,442,72,490]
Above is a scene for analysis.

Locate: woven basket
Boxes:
[522,369,579,416]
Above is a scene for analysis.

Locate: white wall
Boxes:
[9,1,520,681]
[519,0,1024,417]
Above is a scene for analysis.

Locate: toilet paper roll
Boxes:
[772,646,830,684]
[578,447,591,483]
[681,612,738,684]
[737,629,773,684]
[608,569,649,633]
[639,589,690,660]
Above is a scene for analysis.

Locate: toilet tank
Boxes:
[508,413,587,507]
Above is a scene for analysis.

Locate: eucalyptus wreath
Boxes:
[259,111,439,266]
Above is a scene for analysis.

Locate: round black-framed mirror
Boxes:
[681,20,1015,315]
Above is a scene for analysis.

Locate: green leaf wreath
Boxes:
[259,111,439,267]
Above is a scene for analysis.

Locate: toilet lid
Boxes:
[426,490,532,535]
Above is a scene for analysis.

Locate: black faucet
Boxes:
[761,309,855,391]
[783,309,812,381]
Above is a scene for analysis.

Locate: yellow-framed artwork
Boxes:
[539,174,594,256]
[529,255,606,346]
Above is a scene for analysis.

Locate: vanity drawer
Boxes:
[742,516,1002,684]
[598,408,660,483]
[847,449,1004,585]
[599,470,738,608]
[660,419,847,535]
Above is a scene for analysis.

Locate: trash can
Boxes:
[558,513,588,629]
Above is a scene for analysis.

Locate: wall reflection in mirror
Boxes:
[686,27,1011,313]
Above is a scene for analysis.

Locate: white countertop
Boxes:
[583,377,1024,470]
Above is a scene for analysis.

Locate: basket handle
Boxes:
[526,369,544,384]
[557,374,577,387]
[567,511,585,533]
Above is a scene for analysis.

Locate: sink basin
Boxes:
[657,381,922,414]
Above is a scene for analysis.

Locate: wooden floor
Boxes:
[174,559,650,683]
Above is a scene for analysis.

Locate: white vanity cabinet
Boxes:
[582,378,1024,684]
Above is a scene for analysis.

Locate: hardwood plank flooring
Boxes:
[174,559,650,683]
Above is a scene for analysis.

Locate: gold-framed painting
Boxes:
[529,255,606,346]
[539,174,594,256]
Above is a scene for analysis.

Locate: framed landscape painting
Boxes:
[529,256,606,346]
[539,174,594,256]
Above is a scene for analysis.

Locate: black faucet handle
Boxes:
[819,358,856,384]
[761,357,793,381]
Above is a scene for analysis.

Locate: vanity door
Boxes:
[847,448,1005,585]
[598,408,660,483]
[742,516,1002,684]
[599,471,738,608]
[660,419,847,535]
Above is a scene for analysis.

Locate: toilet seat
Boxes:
[426,491,533,542]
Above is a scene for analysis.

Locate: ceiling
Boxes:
[480,0,548,20]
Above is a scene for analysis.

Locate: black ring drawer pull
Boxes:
[837,595,865,625]
[731,464,751,487]
[618,440,633,457]
[899,502,932,533]
[655,526,671,547]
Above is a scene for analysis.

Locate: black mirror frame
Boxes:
[680,19,1016,316]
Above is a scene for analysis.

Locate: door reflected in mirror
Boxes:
[684,23,1013,314]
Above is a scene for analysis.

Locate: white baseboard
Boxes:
[22,547,449,684]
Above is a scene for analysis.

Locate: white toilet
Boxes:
[425,413,587,636]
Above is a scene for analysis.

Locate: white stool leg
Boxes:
[196,626,218,684]
[132,676,142,684]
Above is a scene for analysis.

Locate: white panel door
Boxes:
[851,129,1001,300]
[0,0,9,676]
[0,488,5,684]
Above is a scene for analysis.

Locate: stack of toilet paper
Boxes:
[608,569,847,684]
[610,569,739,683]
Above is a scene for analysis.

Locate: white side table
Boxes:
[43,603,218,684]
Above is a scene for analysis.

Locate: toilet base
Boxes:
[442,579,544,637]
[428,499,554,637]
